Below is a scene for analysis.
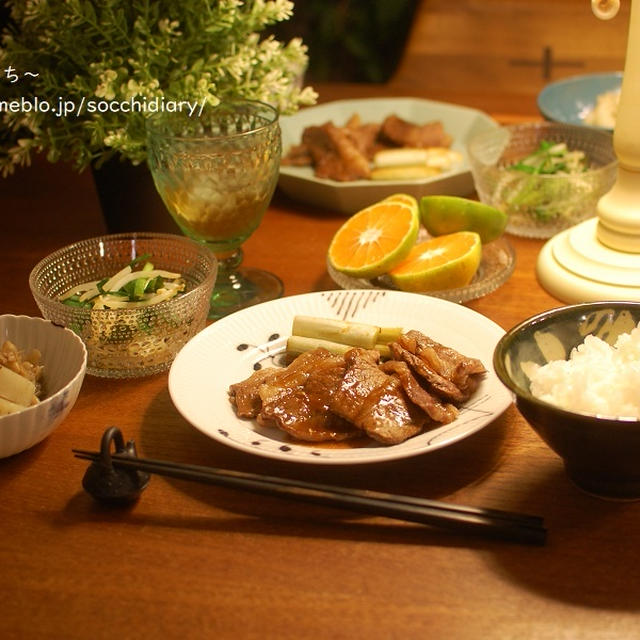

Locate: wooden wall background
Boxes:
[391,0,631,96]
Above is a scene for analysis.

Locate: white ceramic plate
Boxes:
[169,290,512,465]
[278,97,498,214]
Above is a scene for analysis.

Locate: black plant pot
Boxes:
[92,157,181,234]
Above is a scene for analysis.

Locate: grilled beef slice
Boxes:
[258,348,360,442]
[329,348,425,444]
[299,123,371,182]
[380,359,458,424]
[379,114,453,148]
[229,367,282,418]
[229,350,333,419]
[391,330,486,402]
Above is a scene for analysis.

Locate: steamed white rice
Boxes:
[529,322,640,418]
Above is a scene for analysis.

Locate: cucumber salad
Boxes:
[495,140,593,223]
[59,254,185,310]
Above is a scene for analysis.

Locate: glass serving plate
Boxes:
[327,235,515,304]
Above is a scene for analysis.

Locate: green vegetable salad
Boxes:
[495,140,593,223]
[59,254,185,310]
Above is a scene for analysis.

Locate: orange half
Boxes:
[383,193,419,210]
[389,231,482,292]
[328,199,420,278]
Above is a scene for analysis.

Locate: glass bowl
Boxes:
[494,301,640,500]
[468,122,617,238]
[29,233,217,378]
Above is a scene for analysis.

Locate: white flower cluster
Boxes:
[0,0,317,175]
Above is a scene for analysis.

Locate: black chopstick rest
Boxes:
[81,426,150,505]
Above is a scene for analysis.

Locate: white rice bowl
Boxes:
[529,322,640,418]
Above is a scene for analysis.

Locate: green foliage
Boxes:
[0,0,316,175]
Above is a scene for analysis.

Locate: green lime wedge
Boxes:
[419,195,507,243]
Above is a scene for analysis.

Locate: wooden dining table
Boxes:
[2,82,639,640]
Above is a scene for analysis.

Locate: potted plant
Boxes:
[0,0,316,230]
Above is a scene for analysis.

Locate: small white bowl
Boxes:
[0,315,87,458]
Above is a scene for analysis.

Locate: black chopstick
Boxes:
[73,449,547,545]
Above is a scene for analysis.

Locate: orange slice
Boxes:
[328,198,420,278]
[389,231,482,292]
[383,193,419,211]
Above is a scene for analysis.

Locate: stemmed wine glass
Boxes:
[146,100,283,319]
